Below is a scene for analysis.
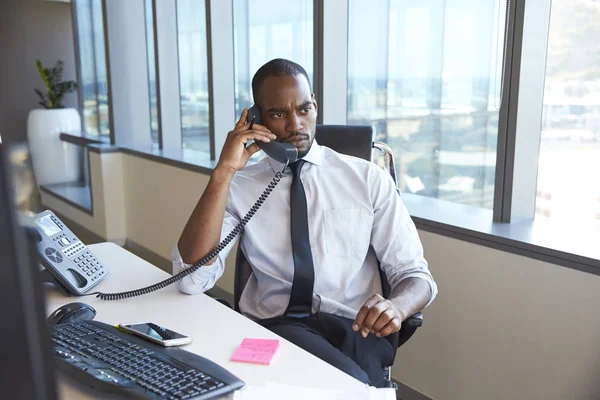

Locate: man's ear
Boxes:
[311,93,318,113]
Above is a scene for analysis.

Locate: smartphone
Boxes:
[118,322,192,347]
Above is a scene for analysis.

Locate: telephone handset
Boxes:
[90,106,299,300]
[247,104,298,164]
[30,210,109,296]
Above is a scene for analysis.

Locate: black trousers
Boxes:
[258,312,396,387]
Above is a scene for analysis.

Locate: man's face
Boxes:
[257,74,318,159]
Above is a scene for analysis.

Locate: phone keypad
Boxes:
[63,241,85,258]
[75,250,106,282]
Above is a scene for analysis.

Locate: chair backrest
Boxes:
[233,124,392,311]
[314,124,374,161]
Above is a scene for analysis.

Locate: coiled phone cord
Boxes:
[92,169,285,300]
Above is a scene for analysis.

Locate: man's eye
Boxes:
[303,107,312,113]
[273,112,284,118]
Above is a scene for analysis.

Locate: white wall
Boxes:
[121,155,238,291]
[397,231,600,400]
[40,152,127,243]
[0,0,78,143]
[44,152,600,400]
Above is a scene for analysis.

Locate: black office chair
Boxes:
[231,125,424,387]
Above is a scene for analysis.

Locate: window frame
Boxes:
[324,0,600,274]
[70,0,600,274]
[71,0,114,144]
[144,0,162,148]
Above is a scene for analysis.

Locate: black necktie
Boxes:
[285,160,315,318]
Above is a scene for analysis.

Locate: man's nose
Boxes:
[286,113,303,133]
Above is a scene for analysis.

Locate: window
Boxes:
[536,0,600,231]
[176,0,210,153]
[73,0,111,137]
[347,0,507,209]
[144,0,160,146]
[232,0,313,118]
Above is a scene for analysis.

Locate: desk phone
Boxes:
[32,210,109,295]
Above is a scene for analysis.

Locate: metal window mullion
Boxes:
[321,0,348,125]
[103,0,152,147]
[70,1,89,187]
[151,0,163,149]
[155,0,182,150]
[494,0,518,222]
[206,0,235,161]
[381,0,390,142]
[233,0,250,117]
[89,1,102,136]
[313,0,324,124]
[428,0,446,199]
[144,0,162,148]
[493,0,552,222]
[101,0,116,144]
[205,0,216,160]
[70,1,85,132]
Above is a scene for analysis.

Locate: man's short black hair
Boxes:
[251,58,311,105]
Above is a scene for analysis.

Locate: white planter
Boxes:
[27,108,82,186]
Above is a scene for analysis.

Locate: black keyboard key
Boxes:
[51,321,243,399]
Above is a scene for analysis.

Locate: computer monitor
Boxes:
[0,144,57,399]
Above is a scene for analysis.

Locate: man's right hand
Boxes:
[216,109,277,175]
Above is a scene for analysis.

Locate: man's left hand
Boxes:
[352,294,404,338]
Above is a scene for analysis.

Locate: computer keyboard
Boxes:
[51,321,244,399]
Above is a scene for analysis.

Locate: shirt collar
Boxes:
[267,139,323,173]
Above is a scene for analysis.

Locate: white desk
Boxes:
[46,242,365,399]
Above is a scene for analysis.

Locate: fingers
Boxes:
[360,300,391,338]
[234,109,272,134]
[353,294,383,334]
[353,294,403,338]
[240,130,276,144]
[235,109,248,129]
[372,309,395,333]
[245,142,261,157]
[235,121,275,137]
[377,317,402,338]
[227,129,276,146]
[244,123,273,135]
[229,121,275,139]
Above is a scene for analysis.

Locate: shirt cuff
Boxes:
[396,272,438,308]
[172,245,223,294]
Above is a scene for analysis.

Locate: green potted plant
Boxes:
[27,59,81,186]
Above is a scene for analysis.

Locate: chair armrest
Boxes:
[404,312,423,328]
[396,312,423,348]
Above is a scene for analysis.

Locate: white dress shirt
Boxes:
[173,141,437,321]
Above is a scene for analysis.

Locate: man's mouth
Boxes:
[284,135,310,145]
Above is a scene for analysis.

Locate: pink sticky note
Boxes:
[231,338,280,365]
[240,338,279,351]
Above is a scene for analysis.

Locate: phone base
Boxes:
[40,269,72,297]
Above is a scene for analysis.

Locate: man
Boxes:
[174,59,437,387]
